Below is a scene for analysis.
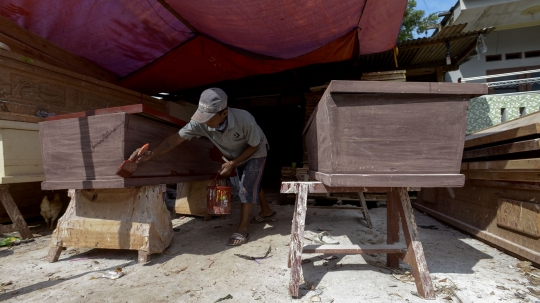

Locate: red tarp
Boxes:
[0,0,407,94]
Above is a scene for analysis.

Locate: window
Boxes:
[501,108,507,122]
[520,107,526,116]
[505,52,522,60]
[486,55,502,62]
[525,50,540,58]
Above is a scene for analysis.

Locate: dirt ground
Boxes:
[1,193,540,303]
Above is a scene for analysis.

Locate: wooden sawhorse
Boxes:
[46,185,173,264]
[281,182,435,299]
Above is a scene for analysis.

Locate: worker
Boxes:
[134,88,276,246]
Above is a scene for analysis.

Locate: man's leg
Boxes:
[258,189,274,217]
[230,203,253,245]
[227,157,267,246]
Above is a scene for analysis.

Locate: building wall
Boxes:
[467,92,540,133]
[446,25,540,83]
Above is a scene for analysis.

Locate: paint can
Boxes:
[206,178,231,215]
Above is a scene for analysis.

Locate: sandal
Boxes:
[227,232,249,246]
[250,211,277,224]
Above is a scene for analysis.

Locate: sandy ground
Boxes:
[1,195,540,303]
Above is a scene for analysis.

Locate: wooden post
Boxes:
[289,183,309,297]
[396,187,435,299]
[386,189,400,269]
[138,250,150,264]
[0,185,32,239]
[47,245,64,263]
[358,192,373,229]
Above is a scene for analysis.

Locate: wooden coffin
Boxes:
[39,104,223,190]
[304,80,488,187]
[0,120,44,183]
[415,111,540,265]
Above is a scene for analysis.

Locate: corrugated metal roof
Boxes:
[357,24,494,72]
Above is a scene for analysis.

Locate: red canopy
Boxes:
[0,0,406,94]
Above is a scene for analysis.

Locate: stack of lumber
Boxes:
[415,111,540,265]
[0,49,165,122]
[281,167,297,182]
[360,70,406,82]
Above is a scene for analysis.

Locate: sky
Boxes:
[413,0,459,38]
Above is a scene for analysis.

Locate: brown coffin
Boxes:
[39,104,222,190]
[304,80,488,187]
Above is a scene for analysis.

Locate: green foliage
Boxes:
[399,0,439,42]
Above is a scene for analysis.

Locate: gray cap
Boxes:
[191,88,228,123]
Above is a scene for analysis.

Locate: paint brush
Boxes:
[116,143,149,178]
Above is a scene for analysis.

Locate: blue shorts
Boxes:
[236,157,266,204]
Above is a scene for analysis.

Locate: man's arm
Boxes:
[220,143,260,176]
[135,132,185,163]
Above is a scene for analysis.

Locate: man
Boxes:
[136,88,276,246]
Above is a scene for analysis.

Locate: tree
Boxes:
[398,0,439,42]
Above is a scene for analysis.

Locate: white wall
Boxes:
[446,25,540,83]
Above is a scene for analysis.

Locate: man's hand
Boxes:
[219,161,236,177]
[128,148,153,163]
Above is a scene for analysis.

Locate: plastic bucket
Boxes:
[206,184,232,215]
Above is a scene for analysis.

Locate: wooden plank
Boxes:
[0,16,117,83]
[466,158,540,170]
[303,244,407,254]
[0,112,44,123]
[310,171,465,188]
[289,183,308,298]
[463,139,540,159]
[387,189,401,269]
[328,80,488,95]
[415,184,540,266]
[281,182,392,194]
[396,187,435,299]
[45,104,187,127]
[465,112,540,149]
[469,179,540,191]
[41,174,216,190]
[497,198,540,238]
[358,192,373,229]
[414,203,540,266]
[0,186,32,239]
[466,171,540,182]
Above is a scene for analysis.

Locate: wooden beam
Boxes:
[0,16,117,83]
[465,120,540,149]
[465,158,540,170]
[157,0,199,34]
[303,244,407,254]
[463,139,540,159]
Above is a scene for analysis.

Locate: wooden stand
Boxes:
[46,185,173,264]
[281,182,435,299]
[0,185,32,239]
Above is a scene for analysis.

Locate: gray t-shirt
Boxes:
[179,108,268,164]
